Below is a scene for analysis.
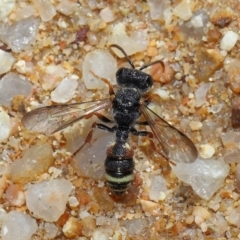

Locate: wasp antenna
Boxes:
[109,44,135,69]
[139,60,165,72]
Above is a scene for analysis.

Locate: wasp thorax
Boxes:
[116,68,153,92]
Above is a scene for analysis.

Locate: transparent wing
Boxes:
[140,104,198,163]
[22,99,112,135]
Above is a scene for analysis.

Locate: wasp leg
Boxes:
[135,121,148,126]
[93,112,113,124]
[130,127,153,137]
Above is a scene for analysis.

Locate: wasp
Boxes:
[22,45,198,195]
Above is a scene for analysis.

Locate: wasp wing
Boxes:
[22,99,112,135]
[140,104,198,163]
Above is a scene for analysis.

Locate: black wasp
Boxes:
[22,45,198,195]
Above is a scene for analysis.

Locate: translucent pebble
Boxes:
[0,16,40,53]
[44,223,59,239]
[171,157,230,200]
[10,143,54,184]
[108,23,149,57]
[100,7,115,23]
[0,108,11,143]
[0,0,16,21]
[51,75,79,103]
[173,0,193,21]
[146,0,171,21]
[56,0,77,16]
[149,175,167,202]
[1,211,37,240]
[0,72,33,107]
[82,49,117,89]
[0,50,15,74]
[92,229,110,240]
[26,179,73,222]
[32,0,56,22]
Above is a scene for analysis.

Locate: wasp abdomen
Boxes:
[105,142,134,195]
[105,156,135,195]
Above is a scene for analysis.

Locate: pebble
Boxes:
[146,0,170,21]
[220,31,238,51]
[26,178,72,222]
[62,217,82,238]
[56,0,77,16]
[192,206,211,224]
[225,206,240,228]
[10,143,54,184]
[1,211,38,240]
[149,175,167,202]
[194,83,211,107]
[0,72,33,107]
[153,88,169,100]
[100,7,115,23]
[0,0,15,21]
[0,108,11,143]
[171,157,230,200]
[140,199,159,216]
[226,59,240,93]
[0,49,15,75]
[189,121,203,131]
[82,49,117,89]
[173,0,193,21]
[109,23,148,57]
[0,16,40,52]
[32,0,56,22]
[51,75,79,103]
[44,222,59,239]
[199,144,215,159]
[5,184,25,207]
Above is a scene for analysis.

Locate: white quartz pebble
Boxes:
[51,75,79,103]
[171,157,230,200]
[26,179,73,222]
[149,175,167,202]
[32,0,56,22]
[83,49,117,89]
[0,50,15,75]
[100,7,115,23]
[0,108,11,143]
[200,144,215,159]
[1,211,37,240]
[220,31,238,51]
[0,0,16,21]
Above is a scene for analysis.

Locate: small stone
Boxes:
[200,144,215,158]
[173,0,193,21]
[211,9,233,28]
[82,49,117,89]
[88,18,107,32]
[26,179,73,222]
[146,0,171,21]
[5,184,25,207]
[0,72,33,107]
[192,206,211,223]
[225,206,240,228]
[231,97,240,127]
[0,108,11,143]
[0,0,16,21]
[81,216,96,238]
[44,223,59,239]
[62,217,82,238]
[153,88,169,100]
[140,200,160,216]
[0,16,40,53]
[149,175,167,202]
[194,83,211,107]
[220,31,238,51]
[226,59,240,93]
[68,196,79,208]
[56,0,77,16]
[189,121,203,131]
[108,23,148,57]
[1,211,37,240]
[195,48,224,82]
[0,50,15,75]
[100,7,115,23]
[51,75,79,103]
[10,143,54,184]
[32,0,56,22]
[171,157,230,200]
